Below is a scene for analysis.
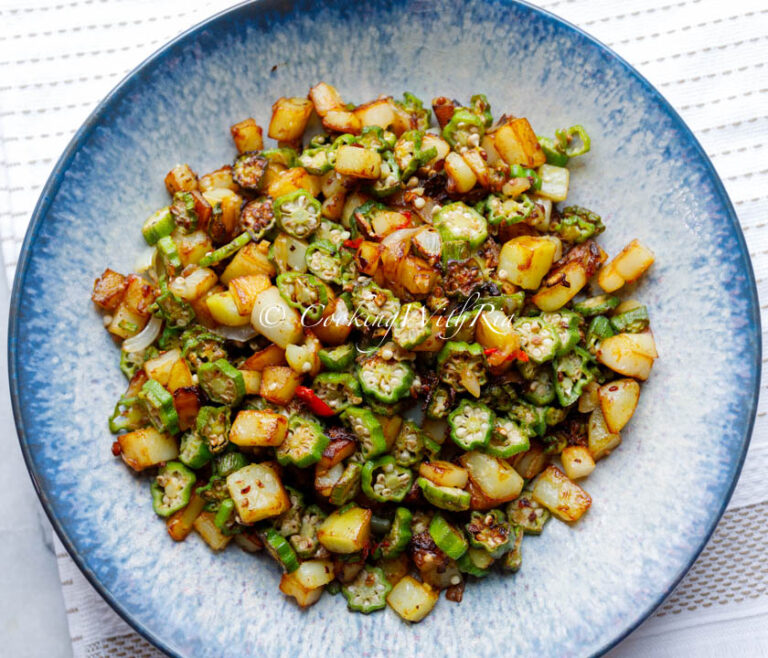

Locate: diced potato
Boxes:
[536,164,569,202]
[511,442,549,479]
[462,148,490,187]
[285,336,321,376]
[226,463,290,524]
[230,118,264,153]
[397,256,440,297]
[229,274,271,316]
[315,463,344,497]
[389,99,416,136]
[353,98,396,129]
[294,559,335,589]
[588,407,621,460]
[445,152,477,193]
[369,210,409,239]
[419,461,469,488]
[143,348,181,386]
[198,165,238,193]
[531,464,591,522]
[164,163,198,195]
[240,370,261,395]
[598,240,655,292]
[175,230,214,267]
[334,145,381,180]
[309,82,344,116]
[386,576,439,622]
[341,190,372,226]
[421,134,451,165]
[481,134,502,165]
[317,505,372,553]
[460,451,524,503]
[221,241,275,283]
[599,378,640,433]
[355,241,381,276]
[312,297,353,346]
[92,268,127,311]
[261,160,287,191]
[122,274,155,318]
[266,167,321,199]
[561,446,596,480]
[322,109,362,135]
[268,97,313,142]
[623,330,658,359]
[189,285,222,329]
[411,316,446,352]
[377,415,404,450]
[206,290,251,327]
[242,344,286,371]
[279,572,324,608]
[250,286,304,348]
[259,365,302,405]
[166,493,206,542]
[193,511,232,550]
[229,410,288,447]
[466,478,499,510]
[498,236,558,290]
[379,553,410,585]
[173,387,202,431]
[475,310,520,356]
[167,357,193,392]
[318,438,357,471]
[202,188,242,235]
[596,333,655,380]
[422,418,448,445]
[491,118,546,168]
[118,427,178,472]
[578,380,600,413]
[531,261,588,312]
[107,304,148,339]
[597,263,625,293]
[169,267,217,302]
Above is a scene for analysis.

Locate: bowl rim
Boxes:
[7,0,761,656]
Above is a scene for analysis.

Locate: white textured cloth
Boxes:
[1,0,767,656]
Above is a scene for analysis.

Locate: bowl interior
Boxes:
[9,0,759,656]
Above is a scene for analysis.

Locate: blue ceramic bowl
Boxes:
[8,1,760,656]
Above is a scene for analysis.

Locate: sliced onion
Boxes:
[122,316,162,353]
[133,246,157,274]
[210,324,258,343]
[380,228,418,280]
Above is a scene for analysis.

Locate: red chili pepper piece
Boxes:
[508,349,529,362]
[295,385,336,416]
[343,238,363,249]
[483,347,499,356]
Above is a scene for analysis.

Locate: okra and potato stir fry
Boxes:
[92,82,657,622]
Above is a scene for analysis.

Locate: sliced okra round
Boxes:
[108,395,148,434]
[429,513,468,560]
[142,207,174,245]
[239,197,276,240]
[351,279,401,328]
[264,528,300,573]
[329,462,363,506]
[436,341,487,395]
[305,239,343,285]
[340,407,388,460]
[312,372,363,414]
[486,417,530,459]
[585,315,615,355]
[274,486,305,537]
[139,379,180,435]
[520,365,556,406]
[214,499,243,536]
[507,492,551,535]
[551,206,604,244]
[214,450,249,478]
[500,525,524,572]
[356,356,414,405]
[448,399,495,450]
[485,194,534,227]
[541,310,581,356]
[197,358,246,406]
[441,108,485,149]
[154,290,195,329]
[314,220,351,250]
[434,201,488,249]
[374,507,412,560]
[391,420,426,468]
[610,305,650,334]
[571,294,620,317]
[465,510,513,558]
[392,302,431,350]
[426,385,454,419]
[289,505,327,559]
[553,346,595,407]
[196,405,231,454]
[341,565,392,614]
[318,343,356,372]
[417,477,471,512]
[276,271,329,323]
[273,189,322,239]
[150,461,196,517]
[232,151,268,190]
[513,316,561,364]
[457,546,494,577]
[361,456,413,503]
[179,431,213,469]
[170,191,199,233]
[276,416,329,468]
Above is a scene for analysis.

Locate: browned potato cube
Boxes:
[309,82,344,117]
[92,268,127,311]
[229,410,288,447]
[193,511,232,550]
[259,365,302,405]
[492,118,546,168]
[199,165,239,193]
[164,163,198,195]
[334,145,381,179]
[229,274,272,315]
[322,109,362,135]
[266,167,321,199]
[230,118,263,153]
[354,98,396,129]
[242,344,287,371]
[173,386,203,431]
[268,97,313,142]
[118,427,178,472]
[166,493,206,542]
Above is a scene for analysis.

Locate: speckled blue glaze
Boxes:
[8,0,760,656]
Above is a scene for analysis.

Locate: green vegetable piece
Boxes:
[426,385,454,419]
[213,498,242,536]
[479,382,518,413]
[469,93,493,128]
[391,420,426,467]
[556,124,591,157]
[119,350,145,380]
[342,565,392,614]
[357,125,397,152]
[586,315,615,354]
[429,513,468,560]
[509,164,542,191]
[262,147,299,168]
[369,150,402,198]
[198,232,251,268]
[487,417,530,458]
[510,401,548,437]
[170,191,199,233]
[521,365,556,405]
[139,379,179,435]
[305,239,343,284]
[150,461,196,517]
[553,346,595,407]
[500,525,524,572]
[610,305,650,333]
[178,431,213,469]
[392,302,431,350]
[356,356,414,404]
[264,528,300,573]
[142,207,174,245]
[330,462,363,506]
[298,146,333,175]
[361,455,413,503]
[434,202,488,249]
[214,450,249,477]
[485,194,534,227]
[154,290,195,329]
[507,492,551,534]
[196,476,229,512]
[351,279,401,327]
[340,407,388,460]
[396,92,431,130]
[572,294,620,317]
[312,372,363,414]
[276,416,329,468]
[196,405,231,454]
[197,358,245,406]
[108,395,147,434]
[274,486,305,537]
[318,343,356,372]
[476,292,526,317]
[542,432,567,456]
[545,406,570,427]
[448,399,494,450]
[441,239,472,265]
[156,235,182,275]
[273,189,322,239]
[417,477,471,512]
[513,316,560,364]
[541,310,581,356]
[537,136,570,167]
[437,341,487,394]
[442,108,485,149]
[370,513,393,536]
[181,326,226,370]
[458,546,494,577]
[289,505,327,558]
[374,507,412,560]
[276,271,328,322]
[393,130,436,179]
[465,510,513,558]
[552,206,605,244]
[232,151,268,190]
[315,220,351,249]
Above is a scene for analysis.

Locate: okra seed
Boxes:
[450,575,461,585]
[103,315,113,326]
[414,197,426,209]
